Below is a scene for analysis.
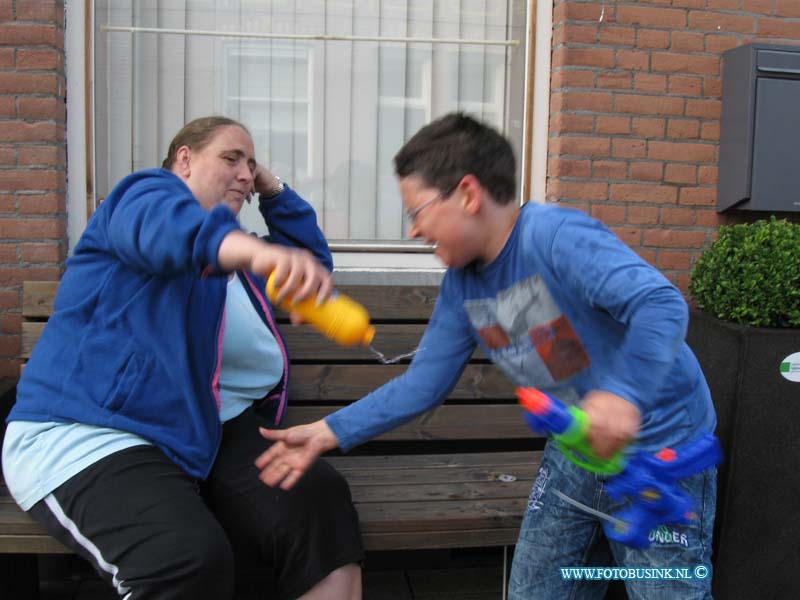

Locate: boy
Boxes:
[257,113,717,598]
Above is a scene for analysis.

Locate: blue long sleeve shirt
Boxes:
[326,203,716,454]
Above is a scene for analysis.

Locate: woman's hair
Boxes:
[162,116,250,169]
[393,112,517,205]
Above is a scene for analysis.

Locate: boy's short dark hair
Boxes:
[393,112,517,205]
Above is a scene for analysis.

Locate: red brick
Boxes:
[17,96,66,121]
[695,209,725,227]
[561,91,614,112]
[636,29,670,50]
[555,23,598,45]
[633,73,667,93]
[672,0,705,8]
[0,169,62,192]
[703,77,722,98]
[648,141,716,163]
[686,98,721,119]
[552,136,611,157]
[0,193,14,213]
[0,145,15,165]
[0,335,21,358]
[0,48,14,69]
[668,74,702,96]
[552,199,591,213]
[707,0,740,9]
[0,96,14,118]
[679,187,717,206]
[757,18,800,39]
[617,5,686,29]
[628,205,660,224]
[550,113,595,134]
[21,242,63,263]
[552,69,596,89]
[0,243,17,262]
[775,0,800,16]
[610,227,643,249]
[612,138,646,159]
[698,166,718,185]
[591,204,627,224]
[16,48,63,71]
[0,358,23,377]
[597,71,632,89]
[689,11,755,34]
[554,2,608,23]
[671,31,705,52]
[701,121,720,141]
[18,193,65,214]
[643,229,707,248]
[553,47,616,69]
[743,0,775,14]
[0,72,61,94]
[630,161,664,181]
[615,94,684,116]
[0,291,20,311]
[599,26,636,47]
[15,1,62,22]
[657,250,693,270]
[0,217,64,239]
[661,207,696,226]
[549,180,608,201]
[18,144,65,167]
[632,117,666,138]
[705,34,741,54]
[0,266,61,286]
[617,49,650,71]
[610,183,677,203]
[667,119,700,139]
[636,248,658,267]
[593,160,628,180]
[652,52,720,76]
[596,116,630,134]
[665,164,698,184]
[0,24,59,46]
[0,121,63,143]
[0,0,12,21]
[1,313,21,335]
[548,158,592,178]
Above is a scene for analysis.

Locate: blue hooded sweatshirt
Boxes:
[8,168,332,479]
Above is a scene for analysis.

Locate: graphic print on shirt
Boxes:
[463,275,590,389]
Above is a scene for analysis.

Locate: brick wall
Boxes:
[0,0,66,376]
[549,0,800,291]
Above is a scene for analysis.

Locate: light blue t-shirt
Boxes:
[2,274,284,510]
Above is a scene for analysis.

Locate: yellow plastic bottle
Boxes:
[266,273,375,347]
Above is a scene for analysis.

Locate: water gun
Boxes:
[517,387,722,548]
[266,272,375,347]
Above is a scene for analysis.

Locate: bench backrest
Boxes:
[21,280,542,452]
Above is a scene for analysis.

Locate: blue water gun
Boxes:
[517,387,722,548]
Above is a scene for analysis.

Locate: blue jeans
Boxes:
[509,441,717,599]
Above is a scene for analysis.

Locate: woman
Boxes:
[2,117,363,599]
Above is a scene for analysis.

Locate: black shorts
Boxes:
[29,407,364,599]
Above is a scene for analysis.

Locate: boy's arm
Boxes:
[256,288,476,489]
[548,214,689,452]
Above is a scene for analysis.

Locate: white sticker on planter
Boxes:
[780,352,800,383]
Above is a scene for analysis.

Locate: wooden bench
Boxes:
[1,280,544,592]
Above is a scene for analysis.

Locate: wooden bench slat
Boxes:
[338,464,537,488]
[21,281,59,318]
[288,364,513,401]
[361,528,521,551]
[325,450,536,471]
[285,405,534,441]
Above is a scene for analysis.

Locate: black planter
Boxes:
[687,310,800,600]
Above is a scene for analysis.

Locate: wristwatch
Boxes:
[264,175,285,199]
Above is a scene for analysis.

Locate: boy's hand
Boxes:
[581,390,641,460]
[255,420,340,490]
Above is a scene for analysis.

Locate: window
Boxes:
[74,1,543,271]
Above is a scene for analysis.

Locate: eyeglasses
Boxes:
[404,186,455,226]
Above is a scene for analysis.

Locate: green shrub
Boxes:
[689,216,800,328]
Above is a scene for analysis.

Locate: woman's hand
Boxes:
[255,420,340,490]
[218,231,333,305]
[251,163,282,199]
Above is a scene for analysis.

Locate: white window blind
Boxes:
[93,0,529,245]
